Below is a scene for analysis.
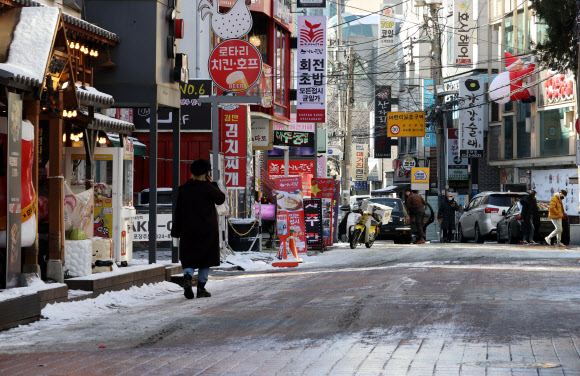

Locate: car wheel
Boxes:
[474,224,484,244]
[458,224,466,243]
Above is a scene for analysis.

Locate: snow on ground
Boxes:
[0,279,66,303]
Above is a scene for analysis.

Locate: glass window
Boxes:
[399,137,407,153]
[410,137,417,152]
[504,13,514,54]
[516,10,528,52]
[540,108,570,156]
[368,198,403,212]
[504,101,513,113]
[123,159,133,206]
[516,101,531,158]
[537,23,548,45]
[504,115,513,159]
[489,194,524,207]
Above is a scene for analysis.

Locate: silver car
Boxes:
[458,192,527,243]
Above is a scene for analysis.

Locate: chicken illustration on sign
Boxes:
[489,52,536,104]
[198,0,253,40]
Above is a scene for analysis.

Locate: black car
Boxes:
[496,200,570,245]
[366,197,415,244]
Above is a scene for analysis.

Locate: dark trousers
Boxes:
[411,207,426,241]
[522,218,534,242]
[443,229,453,241]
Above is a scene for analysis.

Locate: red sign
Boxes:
[268,160,315,178]
[209,39,263,93]
[220,105,248,188]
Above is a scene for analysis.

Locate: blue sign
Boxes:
[423,132,436,147]
[353,181,368,191]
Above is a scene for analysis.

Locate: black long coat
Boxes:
[438,199,459,230]
[171,179,226,269]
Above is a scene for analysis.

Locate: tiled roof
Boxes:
[76,83,115,107]
[81,110,135,134]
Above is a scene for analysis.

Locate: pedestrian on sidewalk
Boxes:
[438,193,459,243]
[405,188,427,244]
[520,190,538,244]
[545,189,567,247]
[171,159,226,299]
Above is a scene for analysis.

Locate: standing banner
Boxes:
[351,144,368,181]
[458,77,484,158]
[387,112,426,137]
[332,179,341,243]
[447,129,469,180]
[303,198,323,248]
[374,86,392,158]
[311,178,335,246]
[275,177,307,253]
[220,105,248,188]
[454,0,473,66]
[297,15,327,123]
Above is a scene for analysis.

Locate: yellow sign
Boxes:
[387,111,426,137]
[411,167,429,184]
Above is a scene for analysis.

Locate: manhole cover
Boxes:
[461,361,561,369]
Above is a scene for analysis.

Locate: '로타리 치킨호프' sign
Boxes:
[208,39,263,93]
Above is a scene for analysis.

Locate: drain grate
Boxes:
[461,361,561,369]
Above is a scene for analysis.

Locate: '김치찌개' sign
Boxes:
[387,112,426,137]
[220,105,248,188]
[273,130,314,148]
[209,39,263,93]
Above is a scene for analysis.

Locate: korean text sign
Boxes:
[209,39,263,93]
[275,176,307,253]
[374,85,392,158]
[220,105,248,188]
[297,16,327,123]
[273,130,314,148]
[458,77,484,158]
[387,112,426,137]
[303,198,323,247]
[351,144,368,181]
[447,128,469,180]
[454,0,473,66]
[267,160,315,178]
[311,178,335,246]
[379,14,396,54]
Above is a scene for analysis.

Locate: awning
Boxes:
[76,83,114,108]
[81,110,135,135]
[106,133,147,156]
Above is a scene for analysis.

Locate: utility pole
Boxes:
[336,0,348,204]
[342,46,355,204]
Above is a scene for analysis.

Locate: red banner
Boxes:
[311,178,335,246]
[219,105,247,188]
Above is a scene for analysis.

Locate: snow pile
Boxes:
[0,278,66,303]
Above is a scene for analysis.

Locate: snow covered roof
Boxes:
[76,83,115,107]
[80,110,135,134]
[0,7,59,87]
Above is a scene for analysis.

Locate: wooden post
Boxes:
[22,100,40,267]
[48,92,64,261]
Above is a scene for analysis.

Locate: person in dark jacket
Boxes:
[520,190,538,244]
[438,193,459,242]
[171,159,226,299]
[405,188,427,244]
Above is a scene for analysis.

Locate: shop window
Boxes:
[504,115,513,159]
[516,101,531,158]
[248,20,268,63]
[540,108,570,156]
[505,14,514,54]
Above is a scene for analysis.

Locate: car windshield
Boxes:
[368,198,403,212]
[489,194,524,207]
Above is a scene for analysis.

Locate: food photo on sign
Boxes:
[275,177,307,254]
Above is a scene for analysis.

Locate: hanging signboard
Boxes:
[311,178,335,247]
[296,15,327,123]
[447,128,469,180]
[303,198,323,248]
[374,85,392,158]
[459,77,484,158]
[220,105,248,188]
[297,0,326,8]
[411,167,429,191]
[351,144,368,181]
[273,130,315,148]
[208,39,263,93]
[379,14,396,54]
[251,118,273,150]
[387,112,426,137]
[267,160,316,178]
[275,177,307,253]
[454,0,473,66]
[353,181,368,191]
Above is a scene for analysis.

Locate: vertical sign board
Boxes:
[458,77,484,158]
[447,129,469,180]
[374,86,392,158]
[275,177,307,253]
[332,179,341,243]
[454,0,473,66]
[379,14,396,54]
[351,144,368,181]
[311,178,335,246]
[220,105,248,188]
[2,93,22,288]
[303,198,323,248]
[297,15,327,123]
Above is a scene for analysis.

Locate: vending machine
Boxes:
[64,138,136,265]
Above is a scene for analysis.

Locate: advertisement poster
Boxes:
[333,179,341,243]
[267,160,315,178]
[454,0,473,66]
[447,128,469,180]
[303,198,323,247]
[296,15,327,122]
[387,112,426,137]
[531,169,579,215]
[220,105,248,188]
[351,144,368,181]
[458,77,484,158]
[374,85,392,158]
[275,177,307,253]
[311,178,335,246]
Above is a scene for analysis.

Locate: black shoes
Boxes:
[197,282,211,298]
[183,274,195,299]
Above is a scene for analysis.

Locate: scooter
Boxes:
[349,201,381,249]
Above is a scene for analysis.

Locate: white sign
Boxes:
[379,14,397,53]
[403,158,416,171]
[368,158,381,181]
[576,139,580,166]
[454,0,473,66]
[132,214,173,241]
[296,15,327,123]
[531,169,579,215]
[351,144,368,181]
[459,77,484,157]
[447,129,468,180]
[251,118,271,149]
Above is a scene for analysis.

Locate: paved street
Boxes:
[1,241,580,375]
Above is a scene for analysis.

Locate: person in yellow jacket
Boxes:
[545,189,567,247]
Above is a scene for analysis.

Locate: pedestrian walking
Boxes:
[438,193,459,243]
[405,188,427,244]
[171,159,226,299]
[519,190,538,244]
[544,189,567,247]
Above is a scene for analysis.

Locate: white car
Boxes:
[458,192,527,243]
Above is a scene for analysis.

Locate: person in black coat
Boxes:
[171,159,226,299]
[438,193,459,242]
[520,190,537,244]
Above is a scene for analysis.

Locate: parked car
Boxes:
[458,191,527,243]
[496,200,570,245]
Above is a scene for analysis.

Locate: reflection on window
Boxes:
[516,10,529,52]
[537,23,548,45]
[540,109,570,156]
[516,101,531,158]
[504,115,513,159]
[505,14,514,54]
